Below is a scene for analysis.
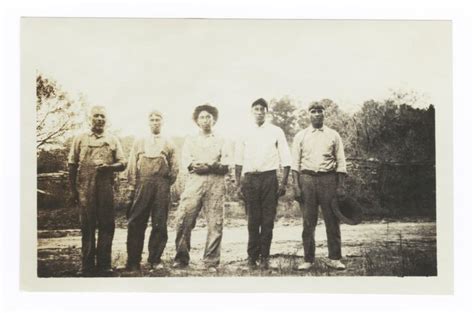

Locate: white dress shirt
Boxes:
[234,121,292,174]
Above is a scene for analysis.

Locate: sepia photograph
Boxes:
[20,17,453,293]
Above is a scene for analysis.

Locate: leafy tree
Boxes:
[352,97,435,162]
[36,73,88,151]
[268,96,300,143]
[296,99,358,156]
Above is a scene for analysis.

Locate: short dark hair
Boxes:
[193,104,219,123]
[251,98,268,110]
[308,102,325,111]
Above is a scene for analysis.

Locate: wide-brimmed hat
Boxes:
[192,104,219,123]
[330,196,363,225]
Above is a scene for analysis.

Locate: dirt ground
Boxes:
[37,218,437,277]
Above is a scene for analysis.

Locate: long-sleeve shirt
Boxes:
[181,132,231,170]
[291,125,347,173]
[127,134,179,188]
[234,121,292,174]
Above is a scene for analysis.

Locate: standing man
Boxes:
[68,105,126,276]
[125,110,179,272]
[235,98,291,270]
[173,104,230,272]
[292,102,347,271]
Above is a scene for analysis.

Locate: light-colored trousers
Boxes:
[174,173,225,266]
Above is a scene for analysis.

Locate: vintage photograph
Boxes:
[27,18,448,282]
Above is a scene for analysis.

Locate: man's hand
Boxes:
[235,181,245,201]
[294,185,304,203]
[209,162,229,175]
[336,185,346,200]
[128,189,135,204]
[96,163,111,173]
[237,189,245,201]
[70,189,79,206]
[291,169,303,203]
[190,163,211,175]
[277,184,287,197]
[97,162,126,173]
[169,176,177,186]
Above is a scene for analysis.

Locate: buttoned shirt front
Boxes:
[143,134,166,157]
[234,121,292,174]
[291,125,347,173]
[181,132,231,170]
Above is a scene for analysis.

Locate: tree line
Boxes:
[37,73,436,217]
[37,73,435,172]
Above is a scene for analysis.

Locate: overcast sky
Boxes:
[24,18,451,138]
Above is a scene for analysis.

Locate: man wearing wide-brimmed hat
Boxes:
[172,104,231,273]
[291,101,348,270]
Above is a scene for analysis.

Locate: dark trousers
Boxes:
[299,172,341,262]
[80,177,115,271]
[126,177,170,266]
[242,170,278,261]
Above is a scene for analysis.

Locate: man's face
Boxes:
[252,104,266,124]
[197,110,214,132]
[90,110,106,133]
[149,114,163,135]
[309,107,325,127]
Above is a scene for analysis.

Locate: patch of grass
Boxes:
[37,247,81,277]
[362,237,437,276]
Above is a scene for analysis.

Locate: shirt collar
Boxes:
[254,121,267,129]
[198,131,215,138]
[310,125,326,133]
[89,131,105,138]
[150,133,162,139]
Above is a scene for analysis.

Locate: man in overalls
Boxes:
[68,106,126,276]
[125,110,179,272]
[172,104,230,273]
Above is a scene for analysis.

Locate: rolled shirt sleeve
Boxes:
[276,127,292,168]
[67,135,81,165]
[113,136,126,166]
[334,132,347,173]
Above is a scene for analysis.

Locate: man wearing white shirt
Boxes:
[235,98,291,270]
[125,111,179,272]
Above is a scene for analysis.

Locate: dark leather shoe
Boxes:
[246,259,258,270]
[125,263,141,272]
[96,267,115,277]
[76,268,95,277]
[260,258,270,270]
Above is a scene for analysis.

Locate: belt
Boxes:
[244,169,277,176]
[301,169,335,176]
